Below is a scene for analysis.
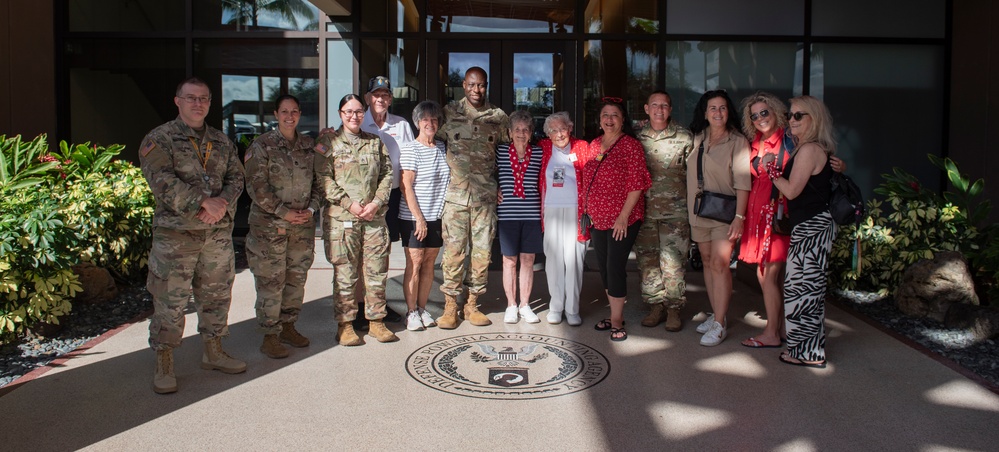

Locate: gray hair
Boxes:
[543,112,573,135]
[509,109,534,132]
[411,100,443,125]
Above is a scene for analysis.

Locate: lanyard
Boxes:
[188,137,213,170]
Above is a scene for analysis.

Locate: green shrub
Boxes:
[831,155,995,304]
[0,135,153,342]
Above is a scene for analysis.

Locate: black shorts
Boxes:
[498,220,543,256]
[399,219,444,248]
[386,188,402,242]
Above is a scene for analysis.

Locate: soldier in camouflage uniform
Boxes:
[244,94,322,359]
[315,93,399,346]
[139,77,246,394]
[635,90,695,332]
[436,67,510,329]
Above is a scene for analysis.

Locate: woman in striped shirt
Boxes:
[496,110,544,324]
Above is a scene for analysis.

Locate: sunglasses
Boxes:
[602,96,623,104]
[750,109,770,122]
[787,111,810,121]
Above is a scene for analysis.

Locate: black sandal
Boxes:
[610,327,628,341]
[594,319,624,331]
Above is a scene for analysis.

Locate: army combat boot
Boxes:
[437,294,460,330]
[279,321,310,347]
[201,337,247,374]
[153,349,177,394]
[641,303,666,327]
[463,293,492,326]
[336,321,364,346]
[368,320,399,343]
[664,307,683,332]
[260,334,290,359]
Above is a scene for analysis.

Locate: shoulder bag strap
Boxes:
[582,137,620,214]
[696,139,705,191]
[770,138,788,202]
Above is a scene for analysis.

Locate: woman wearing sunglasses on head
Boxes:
[767,95,838,369]
[686,90,752,347]
[737,92,847,350]
[580,97,652,341]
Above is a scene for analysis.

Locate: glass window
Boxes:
[811,44,945,196]
[812,0,945,38]
[194,0,322,31]
[327,39,355,129]
[581,41,656,139]
[439,52,491,105]
[663,41,801,129]
[585,0,657,34]
[64,39,185,161]
[68,0,185,32]
[359,39,422,124]
[427,0,575,33]
[666,0,804,36]
[362,0,421,33]
[194,38,320,137]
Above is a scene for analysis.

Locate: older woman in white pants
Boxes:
[538,112,591,326]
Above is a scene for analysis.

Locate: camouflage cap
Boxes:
[367,76,391,94]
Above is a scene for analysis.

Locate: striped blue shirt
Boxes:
[496,143,542,221]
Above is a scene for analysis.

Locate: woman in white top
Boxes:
[398,100,451,331]
[538,112,590,326]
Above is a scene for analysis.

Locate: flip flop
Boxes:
[741,337,782,348]
[779,353,826,369]
[594,319,624,331]
[610,327,628,341]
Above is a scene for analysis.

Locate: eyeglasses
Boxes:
[787,111,810,121]
[340,109,365,117]
[602,96,623,104]
[750,109,770,122]
[179,95,211,104]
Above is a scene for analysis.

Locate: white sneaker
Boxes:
[406,310,424,331]
[546,310,562,324]
[565,313,582,326]
[520,306,540,324]
[419,309,436,328]
[504,306,519,324]
[700,321,727,346]
[696,314,716,334]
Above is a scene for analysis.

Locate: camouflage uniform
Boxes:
[635,122,694,308]
[438,97,509,297]
[244,130,321,334]
[139,117,244,350]
[314,128,392,322]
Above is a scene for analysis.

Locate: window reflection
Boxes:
[582,40,656,139]
[585,0,657,34]
[440,52,490,105]
[195,0,321,31]
[360,39,422,124]
[427,0,574,33]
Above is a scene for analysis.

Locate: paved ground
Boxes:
[2,240,998,451]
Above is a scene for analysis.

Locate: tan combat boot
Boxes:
[201,337,247,374]
[437,294,460,330]
[279,321,310,348]
[368,320,399,343]
[336,321,363,346]
[641,302,666,327]
[664,307,683,332]
[153,349,177,394]
[260,334,290,359]
[463,293,492,326]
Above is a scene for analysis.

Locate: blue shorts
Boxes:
[498,220,543,256]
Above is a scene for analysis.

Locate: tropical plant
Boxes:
[0,134,60,192]
[221,0,317,30]
[52,140,124,179]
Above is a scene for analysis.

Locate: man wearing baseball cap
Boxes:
[357,75,414,327]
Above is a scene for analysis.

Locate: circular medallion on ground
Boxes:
[405,333,610,400]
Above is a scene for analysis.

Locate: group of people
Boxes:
[139,70,843,394]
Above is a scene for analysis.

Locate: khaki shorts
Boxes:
[691,223,731,243]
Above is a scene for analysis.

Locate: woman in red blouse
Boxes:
[580,98,652,341]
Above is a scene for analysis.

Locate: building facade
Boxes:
[1,0,996,217]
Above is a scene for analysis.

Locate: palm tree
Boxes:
[221,0,316,30]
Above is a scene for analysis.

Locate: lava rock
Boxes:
[72,263,119,305]
[895,251,979,321]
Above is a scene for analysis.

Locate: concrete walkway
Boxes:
[2,240,998,451]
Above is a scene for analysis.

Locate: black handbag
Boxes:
[693,140,736,224]
[769,138,792,235]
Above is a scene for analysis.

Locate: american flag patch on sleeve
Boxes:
[315,143,329,155]
[244,147,253,162]
[140,140,156,157]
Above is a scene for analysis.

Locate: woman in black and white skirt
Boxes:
[765,95,836,368]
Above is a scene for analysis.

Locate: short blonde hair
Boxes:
[739,91,788,139]
[789,95,836,155]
